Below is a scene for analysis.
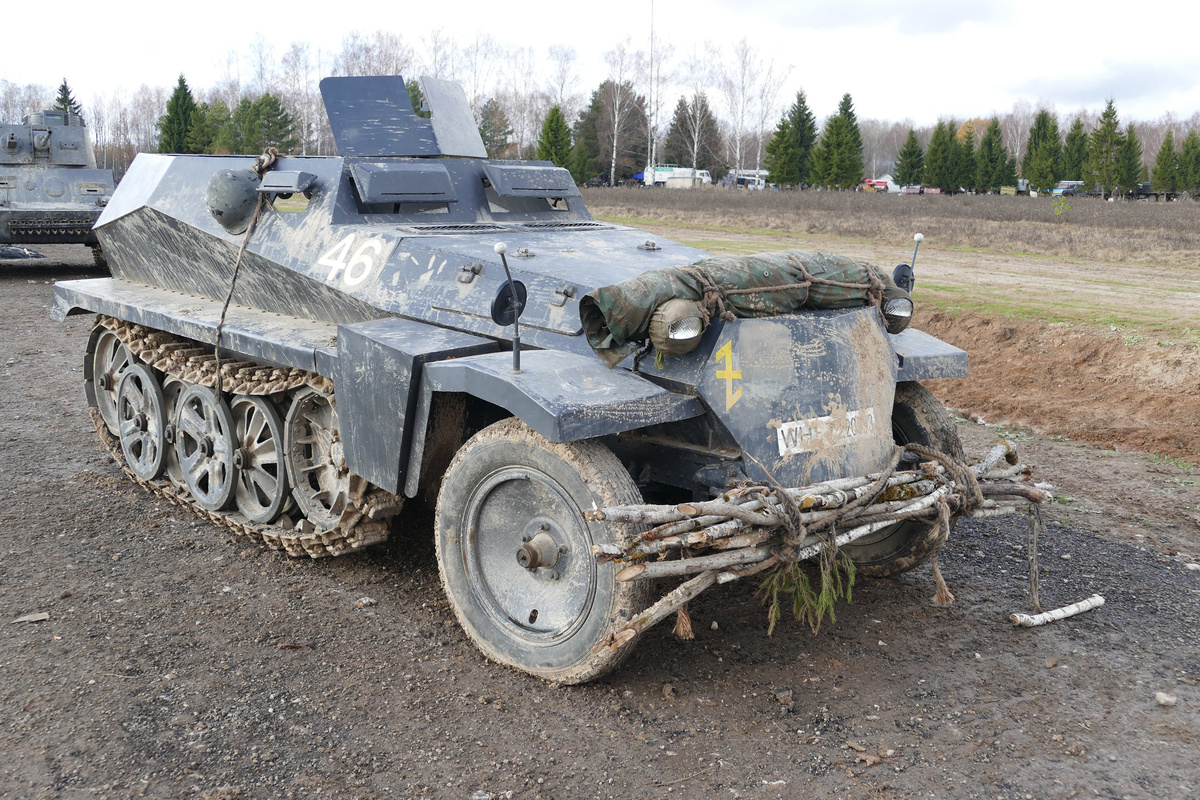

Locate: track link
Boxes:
[95,315,404,558]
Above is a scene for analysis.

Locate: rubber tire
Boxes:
[434,418,651,684]
[842,381,963,577]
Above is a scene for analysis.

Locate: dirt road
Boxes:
[2,248,1198,800]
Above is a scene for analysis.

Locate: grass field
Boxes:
[582,187,1200,338]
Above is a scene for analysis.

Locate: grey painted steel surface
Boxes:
[52,278,338,374]
[0,109,115,246]
[422,350,704,442]
[334,318,497,493]
[319,75,487,159]
[891,328,970,381]
[52,73,968,499]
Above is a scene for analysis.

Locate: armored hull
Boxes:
[52,76,977,682]
[1,110,114,251]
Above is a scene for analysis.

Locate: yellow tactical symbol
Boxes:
[714,340,743,411]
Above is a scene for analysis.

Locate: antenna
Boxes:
[493,242,523,373]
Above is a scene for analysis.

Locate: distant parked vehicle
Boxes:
[644,164,713,187]
[1052,181,1086,197]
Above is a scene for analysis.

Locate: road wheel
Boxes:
[86,323,134,436]
[283,388,350,530]
[175,385,238,512]
[231,395,289,524]
[435,418,650,684]
[842,381,963,576]
[116,364,168,481]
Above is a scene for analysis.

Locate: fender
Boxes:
[889,328,969,381]
[403,349,704,498]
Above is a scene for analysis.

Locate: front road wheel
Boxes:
[434,418,651,684]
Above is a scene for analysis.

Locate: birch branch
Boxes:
[593,571,720,652]
[1009,595,1105,627]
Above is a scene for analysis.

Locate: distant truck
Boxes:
[644,164,712,187]
[1124,182,1179,201]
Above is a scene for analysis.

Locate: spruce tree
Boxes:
[216,97,254,155]
[406,79,429,118]
[923,121,955,191]
[666,96,715,174]
[1085,100,1123,196]
[570,83,606,184]
[764,113,794,185]
[536,106,572,168]
[1062,117,1088,181]
[1118,123,1143,191]
[158,75,199,154]
[1151,130,1177,192]
[957,123,976,192]
[478,98,513,159]
[975,118,1008,192]
[808,93,863,189]
[893,129,924,187]
[1178,130,1200,195]
[1022,110,1062,192]
[663,93,724,178]
[999,155,1019,189]
[185,101,231,154]
[252,94,298,153]
[764,90,817,187]
[55,79,83,119]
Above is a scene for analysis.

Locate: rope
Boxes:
[212,148,279,394]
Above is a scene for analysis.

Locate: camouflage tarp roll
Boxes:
[580,251,909,366]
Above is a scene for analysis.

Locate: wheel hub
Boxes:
[516,528,562,571]
[329,440,346,470]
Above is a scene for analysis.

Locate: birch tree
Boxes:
[603,40,643,187]
[546,45,582,125]
[712,38,761,178]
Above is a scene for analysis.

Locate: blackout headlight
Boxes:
[649,298,706,355]
[882,297,914,334]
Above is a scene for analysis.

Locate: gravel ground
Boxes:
[2,248,1198,800]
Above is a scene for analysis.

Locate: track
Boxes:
[93,314,403,558]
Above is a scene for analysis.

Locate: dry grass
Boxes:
[582,187,1200,267]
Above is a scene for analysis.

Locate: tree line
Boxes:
[4,27,1200,195]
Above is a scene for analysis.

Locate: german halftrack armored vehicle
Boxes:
[52,76,990,683]
[1,108,115,265]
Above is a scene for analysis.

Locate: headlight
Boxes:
[882,297,914,334]
[649,298,705,355]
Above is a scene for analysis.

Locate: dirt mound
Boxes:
[922,310,1200,462]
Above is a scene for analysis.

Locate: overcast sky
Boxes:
[7,0,1200,126]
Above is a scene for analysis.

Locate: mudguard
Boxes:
[334,317,496,493]
[403,350,705,498]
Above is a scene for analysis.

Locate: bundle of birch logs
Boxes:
[589,441,1054,652]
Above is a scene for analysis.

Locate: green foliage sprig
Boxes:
[759,539,856,635]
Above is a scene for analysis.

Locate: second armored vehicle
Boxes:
[1,108,115,265]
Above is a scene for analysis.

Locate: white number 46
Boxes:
[318,234,386,286]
